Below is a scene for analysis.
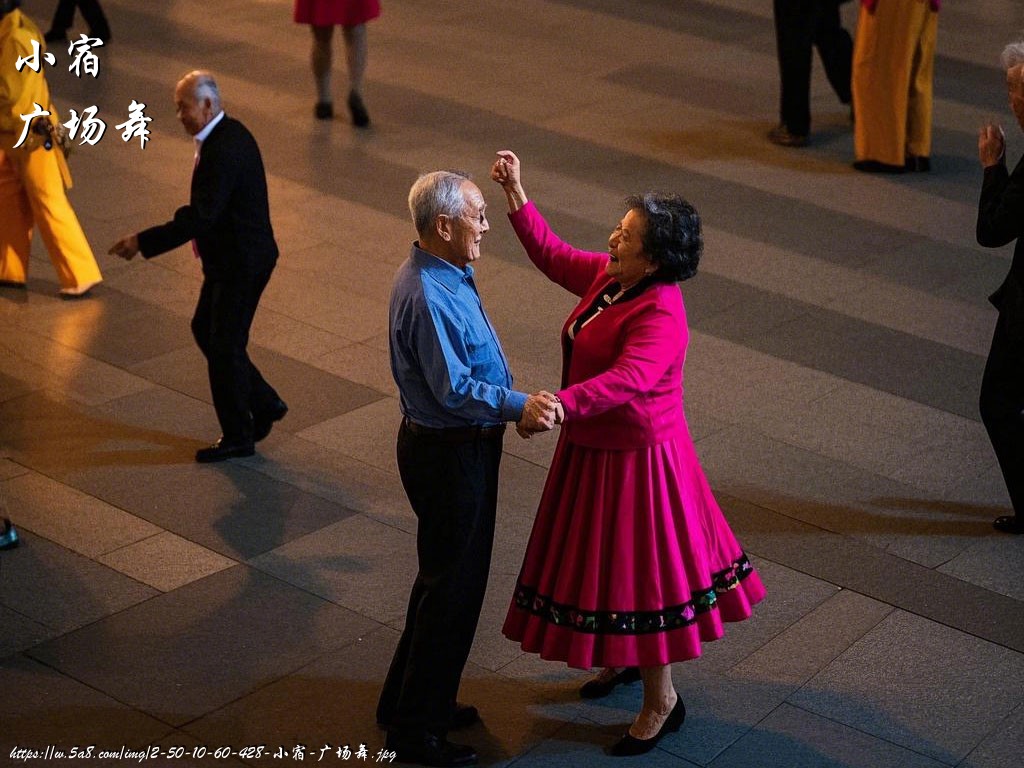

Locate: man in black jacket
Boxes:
[110,70,287,463]
[976,42,1024,533]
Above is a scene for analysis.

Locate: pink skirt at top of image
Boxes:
[294,0,381,27]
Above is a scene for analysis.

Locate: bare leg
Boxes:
[311,25,333,106]
[342,24,370,126]
[342,24,368,95]
[629,666,677,739]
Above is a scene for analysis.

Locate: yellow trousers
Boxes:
[852,0,938,166]
[0,144,101,291]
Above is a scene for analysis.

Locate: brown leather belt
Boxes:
[402,417,505,442]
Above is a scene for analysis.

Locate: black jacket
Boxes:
[978,155,1024,339]
[138,115,278,279]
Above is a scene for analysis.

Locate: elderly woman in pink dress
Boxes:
[492,151,766,757]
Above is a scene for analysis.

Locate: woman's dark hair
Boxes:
[625,193,702,282]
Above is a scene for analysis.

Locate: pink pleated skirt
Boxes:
[293,0,381,27]
[503,432,766,669]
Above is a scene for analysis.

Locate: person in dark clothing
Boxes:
[769,0,853,147]
[44,0,110,43]
[977,40,1024,534]
[109,71,287,463]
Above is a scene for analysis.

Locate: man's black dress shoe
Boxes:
[384,731,477,767]
[377,702,479,731]
[43,29,67,44]
[607,697,686,757]
[195,437,255,463]
[253,399,288,442]
[993,515,1024,534]
[579,667,641,699]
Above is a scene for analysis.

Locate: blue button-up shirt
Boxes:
[389,244,527,428]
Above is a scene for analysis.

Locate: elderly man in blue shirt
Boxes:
[378,170,557,767]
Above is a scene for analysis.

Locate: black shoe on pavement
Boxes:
[993,515,1024,534]
[767,123,808,147]
[607,697,686,757]
[580,667,642,699]
[195,437,255,463]
[348,91,370,128]
[253,399,288,442]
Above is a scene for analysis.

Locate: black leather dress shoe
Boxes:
[195,437,255,463]
[377,702,479,731]
[253,399,288,442]
[384,731,477,767]
[993,515,1024,534]
[579,667,641,699]
[607,697,686,757]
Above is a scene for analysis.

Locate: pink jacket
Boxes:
[509,202,689,450]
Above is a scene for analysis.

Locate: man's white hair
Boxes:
[1000,40,1024,71]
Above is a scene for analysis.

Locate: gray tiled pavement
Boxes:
[2,0,1024,766]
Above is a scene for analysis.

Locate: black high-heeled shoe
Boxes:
[347,91,370,128]
[607,697,686,757]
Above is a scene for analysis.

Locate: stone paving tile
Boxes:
[0,655,175,765]
[0,331,155,407]
[55,458,361,561]
[790,610,1024,765]
[297,398,401,476]
[707,703,947,768]
[699,427,995,569]
[3,471,163,559]
[937,537,1024,602]
[314,341,400,398]
[249,514,417,626]
[722,494,1024,653]
[0,604,56,660]
[247,435,416,534]
[26,566,380,728]
[729,590,892,691]
[0,530,158,634]
[98,531,237,593]
[958,703,1024,768]
[5,289,194,368]
[182,623,395,760]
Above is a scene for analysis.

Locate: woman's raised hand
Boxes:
[491,150,528,212]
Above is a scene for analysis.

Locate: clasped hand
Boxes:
[517,390,563,439]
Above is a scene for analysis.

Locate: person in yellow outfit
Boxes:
[852,0,939,174]
[0,0,101,296]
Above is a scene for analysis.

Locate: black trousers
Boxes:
[191,270,279,442]
[773,0,852,136]
[50,0,111,38]
[980,312,1024,517]
[377,421,504,736]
